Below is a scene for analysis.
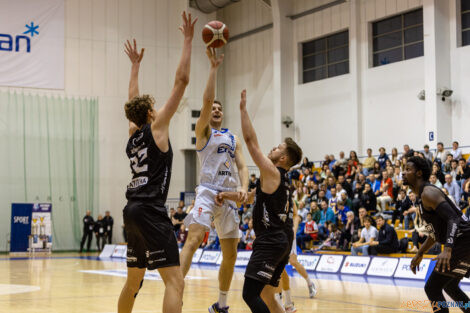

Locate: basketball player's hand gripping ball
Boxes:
[179,11,198,40]
[206,47,224,68]
[202,21,229,48]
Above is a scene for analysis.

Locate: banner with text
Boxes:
[0,0,64,89]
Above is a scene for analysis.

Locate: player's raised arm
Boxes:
[239,90,278,179]
[153,11,197,129]
[124,39,145,135]
[195,48,224,142]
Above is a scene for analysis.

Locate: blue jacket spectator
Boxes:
[319,201,336,225]
[336,203,351,225]
[377,147,389,169]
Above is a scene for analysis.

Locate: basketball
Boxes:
[202,21,229,48]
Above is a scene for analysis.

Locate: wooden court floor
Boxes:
[0,253,466,313]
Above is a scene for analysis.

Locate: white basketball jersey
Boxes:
[197,128,238,191]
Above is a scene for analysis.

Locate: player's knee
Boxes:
[125,278,144,298]
[221,250,237,264]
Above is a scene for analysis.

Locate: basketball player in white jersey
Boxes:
[179,48,249,313]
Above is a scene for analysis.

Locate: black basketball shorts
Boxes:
[245,230,293,287]
[123,201,179,270]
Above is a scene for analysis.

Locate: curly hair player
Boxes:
[216,90,302,313]
[404,156,470,313]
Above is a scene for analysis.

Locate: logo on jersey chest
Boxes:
[217,143,235,158]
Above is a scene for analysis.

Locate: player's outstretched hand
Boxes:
[433,248,452,273]
[206,48,224,68]
[237,190,248,204]
[215,192,225,206]
[240,89,247,111]
[410,253,423,274]
[125,39,144,64]
[179,11,197,41]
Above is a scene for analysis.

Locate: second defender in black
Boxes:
[405,156,470,313]
[217,90,302,313]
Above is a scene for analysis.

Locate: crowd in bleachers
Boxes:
[170,141,470,256]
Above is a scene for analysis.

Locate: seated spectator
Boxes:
[351,183,363,214]
[241,204,252,221]
[310,201,321,224]
[205,222,219,250]
[429,174,442,188]
[403,192,418,230]
[377,147,389,169]
[368,174,381,195]
[322,223,341,249]
[423,144,433,162]
[338,174,353,198]
[243,220,256,250]
[339,211,360,250]
[169,207,175,219]
[328,187,338,211]
[340,192,352,211]
[177,224,188,248]
[360,183,377,213]
[351,216,377,256]
[318,200,336,240]
[316,189,328,205]
[304,212,318,241]
[301,157,313,171]
[336,183,347,200]
[358,207,377,229]
[172,206,187,232]
[248,174,258,191]
[443,154,453,173]
[363,148,376,174]
[442,188,456,205]
[368,215,399,255]
[444,174,461,205]
[450,141,463,160]
[449,159,459,181]
[298,201,310,221]
[240,217,250,231]
[309,182,319,203]
[336,201,351,227]
[432,162,446,185]
[376,170,393,212]
[435,142,448,164]
[332,151,347,177]
[392,189,411,228]
[456,158,470,182]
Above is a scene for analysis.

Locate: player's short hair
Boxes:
[213,100,223,110]
[284,137,303,168]
[125,94,154,127]
[407,156,431,181]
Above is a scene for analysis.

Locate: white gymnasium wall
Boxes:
[0,0,214,244]
[219,0,275,165]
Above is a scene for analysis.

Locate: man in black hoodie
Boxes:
[80,210,94,253]
[368,214,399,255]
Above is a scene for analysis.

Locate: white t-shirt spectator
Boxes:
[361,226,378,243]
[450,148,463,160]
[298,206,310,221]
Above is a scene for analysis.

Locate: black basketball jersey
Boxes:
[417,183,470,244]
[125,124,172,206]
[252,167,293,237]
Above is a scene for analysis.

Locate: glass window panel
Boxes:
[328,61,349,77]
[373,47,403,67]
[462,0,470,12]
[404,9,423,27]
[303,53,326,69]
[373,15,402,36]
[462,30,470,46]
[303,67,326,83]
[404,26,423,44]
[373,31,402,51]
[327,46,349,63]
[302,38,326,55]
[462,12,470,30]
[327,31,349,49]
[404,42,424,60]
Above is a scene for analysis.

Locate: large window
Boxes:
[301,30,349,83]
[462,0,470,46]
[372,8,423,67]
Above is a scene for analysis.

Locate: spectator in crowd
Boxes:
[368,174,381,195]
[351,216,377,256]
[203,222,219,250]
[103,210,114,244]
[328,154,336,170]
[449,159,459,180]
[402,144,414,158]
[241,204,253,221]
[169,207,175,219]
[310,201,321,224]
[172,206,187,232]
[377,147,389,169]
[371,161,382,179]
[328,187,338,212]
[391,147,399,163]
[320,164,329,180]
[423,144,433,162]
[376,170,393,212]
[450,141,463,160]
[304,212,318,244]
[457,158,470,182]
[340,192,352,211]
[368,215,399,255]
[339,211,360,250]
[243,219,255,250]
[434,142,447,164]
[94,214,106,252]
[248,174,258,191]
[392,189,411,228]
[240,217,250,231]
[351,182,364,214]
[443,154,453,173]
[177,224,188,248]
[363,148,376,173]
[185,199,195,214]
[301,157,313,171]
[318,200,335,240]
[338,175,353,198]
[360,183,377,213]
[336,201,351,226]
[403,192,418,230]
[322,223,341,249]
[298,200,311,221]
[333,151,347,177]
[353,174,366,190]
[429,174,443,188]
[358,207,377,229]
[444,174,461,205]
[410,211,428,253]
[80,210,94,253]
[432,162,446,185]
[317,189,328,205]
[309,182,319,203]
[335,183,347,200]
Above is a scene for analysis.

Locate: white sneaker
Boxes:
[285,303,297,313]
[308,281,317,298]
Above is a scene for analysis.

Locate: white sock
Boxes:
[218,290,228,308]
[306,276,313,286]
[283,289,293,306]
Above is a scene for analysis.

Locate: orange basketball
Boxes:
[202,21,229,48]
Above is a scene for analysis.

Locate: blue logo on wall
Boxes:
[0,22,39,53]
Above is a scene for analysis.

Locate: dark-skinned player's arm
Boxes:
[410,236,436,274]
[239,89,280,192]
[194,48,224,147]
[124,39,145,136]
[151,12,197,131]
[234,137,249,203]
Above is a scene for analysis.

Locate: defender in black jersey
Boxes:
[218,90,302,313]
[404,156,470,313]
[117,12,197,313]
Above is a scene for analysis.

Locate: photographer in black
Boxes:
[103,210,114,244]
[80,210,94,253]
